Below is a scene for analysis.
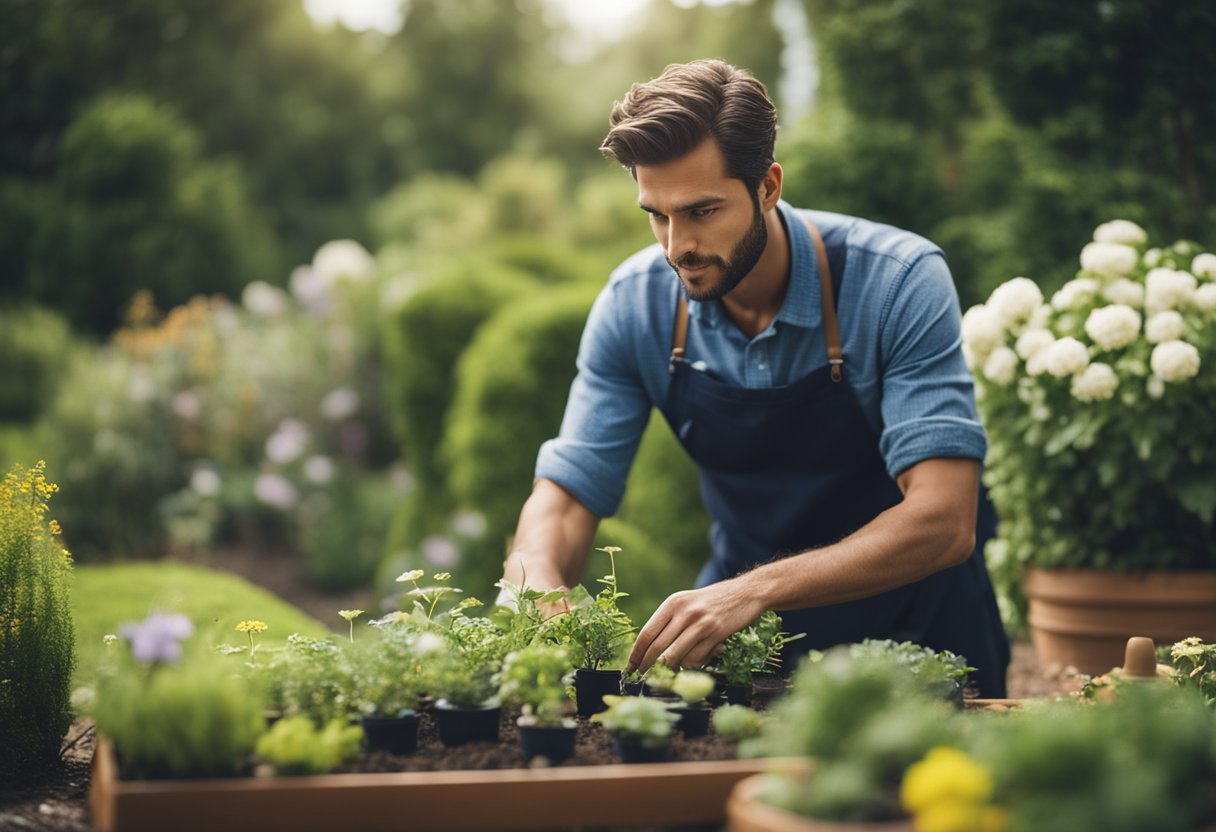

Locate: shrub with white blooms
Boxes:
[964,219,1216,632]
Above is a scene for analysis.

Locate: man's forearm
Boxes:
[740,486,975,611]
[502,478,600,591]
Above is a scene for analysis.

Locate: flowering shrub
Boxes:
[964,221,1216,623]
[0,461,75,780]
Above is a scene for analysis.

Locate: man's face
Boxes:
[635,139,767,302]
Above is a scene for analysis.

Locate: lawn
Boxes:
[72,561,328,688]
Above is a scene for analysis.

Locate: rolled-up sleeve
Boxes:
[877,252,987,478]
[535,282,652,517]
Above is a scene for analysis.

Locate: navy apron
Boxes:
[660,216,1010,696]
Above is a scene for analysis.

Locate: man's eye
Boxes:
[691,208,716,219]
[649,212,668,223]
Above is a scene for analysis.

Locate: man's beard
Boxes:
[668,200,768,302]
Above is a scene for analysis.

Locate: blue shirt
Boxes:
[536,202,987,518]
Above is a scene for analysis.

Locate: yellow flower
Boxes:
[338,609,363,622]
[914,800,1007,832]
[433,572,451,582]
[396,569,425,583]
[901,747,994,811]
[235,620,268,634]
[595,546,622,556]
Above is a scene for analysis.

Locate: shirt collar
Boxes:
[688,201,822,331]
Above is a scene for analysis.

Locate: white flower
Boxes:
[171,390,203,420]
[1145,268,1197,314]
[1042,337,1090,378]
[1015,329,1054,361]
[289,265,332,315]
[189,468,222,497]
[451,510,487,538]
[1192,253,1216,279]
[961,305,1004,358]
[1093,220,1147,247]
[320,387,360,421]
[1196,283,1216,313]
[265,418,310,464]
[303,455,335,484]
[987,278,1044,327]
[128,372,156,403]
[1101,278,1145,308]
[241,281,289,317]
[1147,376,1166,399]
[1143,248,1163,268]
[1145,311,1185,344]
[1084,305,1141,351]
[313,240,376,284]
[982,347,1019,386]
[421,535,460,568]
[1149,340,1201,383]
[1051,278,1100,311]
[1079,242,1138,278]
[255,473,299,510]
[1070,362,1119,402]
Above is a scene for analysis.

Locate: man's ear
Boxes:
[758,162,783,211]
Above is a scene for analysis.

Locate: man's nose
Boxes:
[664,219,696,263]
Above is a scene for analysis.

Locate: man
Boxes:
[501,59,1009,696]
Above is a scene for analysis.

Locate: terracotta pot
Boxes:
[727,774,913,832]
[1023,567,1216,675]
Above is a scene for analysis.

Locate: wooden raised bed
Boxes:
[89,738,799,832]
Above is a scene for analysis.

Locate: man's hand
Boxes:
[624,578,766,675]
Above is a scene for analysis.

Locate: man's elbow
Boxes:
[940,516,976,569]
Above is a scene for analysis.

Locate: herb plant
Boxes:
[255,716,362,776]
[591,695,679,748]
[714,610,804,685]
[497,643,574,725]
[1166,637,1216,706]
[554,546,634,670]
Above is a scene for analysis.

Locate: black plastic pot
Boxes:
[709,678,753,707]
[517,718,578,764]
[574,668,622,717]
[360,712,421,755]
[612,735,670,764]
[433,700,501,747]
[669,702,711,738]
[750,673,792,710]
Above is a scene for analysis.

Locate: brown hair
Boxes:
[600,59,777,192]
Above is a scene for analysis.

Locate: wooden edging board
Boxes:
[90,738,803,832]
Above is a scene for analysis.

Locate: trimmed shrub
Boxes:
[439,283,600,597]
[0,462,75,781]
[0,304,76,423]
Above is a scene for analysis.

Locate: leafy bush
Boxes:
[0,462,75,781]
[591,695,679,747]
[497,643,574,724]
[261,633,352,727]
[29,92,276,334]
[0,305,75,423]
[711,704,765,741]
[255,716,362,776]
[714,610,804,686]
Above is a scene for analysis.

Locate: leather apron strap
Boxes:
[669,215,844,382]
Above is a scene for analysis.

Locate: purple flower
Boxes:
[119,613,195,664]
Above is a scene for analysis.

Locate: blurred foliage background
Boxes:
[1,0,1213,615]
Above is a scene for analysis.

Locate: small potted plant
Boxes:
[663,670,717,738]
[426,639,503,747]
[553,546,635,717]
[844,639,975,707]
[712,610,803,707]
[497,643,578,764]
[345,628,431,755]
[254,716,363,775]
[591,695,679,764]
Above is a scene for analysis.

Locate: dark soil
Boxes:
[0,544,1080,831]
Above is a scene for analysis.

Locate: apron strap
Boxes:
[669,213,843,382]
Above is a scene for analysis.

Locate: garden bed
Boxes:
[89,709,795,832]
